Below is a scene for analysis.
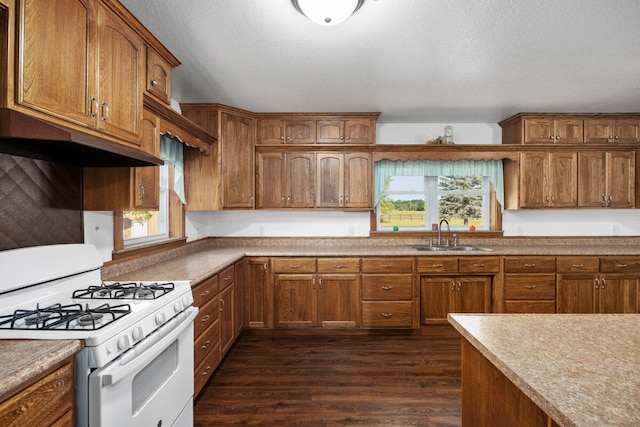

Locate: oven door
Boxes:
[88,307,198,427]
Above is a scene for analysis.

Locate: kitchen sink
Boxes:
[413,245,493,252]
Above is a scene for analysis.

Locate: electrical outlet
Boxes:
[348,225,354,235]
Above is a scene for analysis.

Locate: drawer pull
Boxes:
[381,264,392,268]
[202,366,212,376]
[524,285,537,289]
[333,265,346,269]
[432,264,444,268]
[224,276,232,281]
[289,265,301,269]
[380,313,393,318]
[381,285,393,290]
[202,340,211,350]
[473,263,485,267]
[201,315,210,322]
[572,264,584,268]
[616,264,628,268]
[524,263,536,268]
[200,290,210,297]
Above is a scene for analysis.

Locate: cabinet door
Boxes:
[274,274,317,328]
[519,152,549,207]
[146,47,171,104]
[344,119,375,144]
[549,152,578,207]
[234,260,245,335]
[316,153,343,208]
[257,119,285,144]
[584,119,612,144]
[523,119,554,144]
[606,151,635,208]
[285,120,315,144]
[578,152,606,207]
[219,283,234,355]
[19,0,94,127]
[344,153,372,208]
[221,112,254,208]
[555,119,583,143]
[96,3,144,142]
[420,277,454,324]
[455,276,492,314]
[132,109,160,209]
[244,258,272,328]
[598,275,638,313]
[317,274,360,328]
[612,119,639,143]
[316,120,344,144]
[287,152,315,208]
[256,153,285,208]
[556,274,595,313]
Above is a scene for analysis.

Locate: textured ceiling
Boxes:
[121,0,640,123]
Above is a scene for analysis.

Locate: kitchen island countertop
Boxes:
[0,339,83,401]
[448,313,640,427]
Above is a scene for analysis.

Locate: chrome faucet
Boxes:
[438,219,450,246]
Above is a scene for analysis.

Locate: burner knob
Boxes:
[117,335,130,352]
[132,326,144,341]
[174,301,183,313]
[155,312,166,326]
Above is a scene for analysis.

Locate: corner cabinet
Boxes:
[17,0,144,145]
[182,104,256,210]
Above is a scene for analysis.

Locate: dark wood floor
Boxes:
[194,326,462,426]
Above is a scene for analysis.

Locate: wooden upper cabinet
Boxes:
[256,152,315,208]
[317,118,376,144]
[344,152,372,208]
[221,112,255,208]
[145,47,171,104]
[584,118,640,144]
[316,152,372,209]
[256,118,315,144]
[287,152,315,208]
[316,153,343,208]
[17,0,144,145]
[523,118,583,144]
[578,151,635,208]
[518,152,577,208]
[18,0,94,127]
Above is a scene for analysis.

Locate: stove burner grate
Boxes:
[72,281,175,300]
[0,303,131,330]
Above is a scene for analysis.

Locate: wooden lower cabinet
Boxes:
[244,257,273,329]
[420,276,492,324]
[274,273,316,328]
[503,256,556,313]
[0,359,74,426]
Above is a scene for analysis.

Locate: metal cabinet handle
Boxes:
[451,280,455,291]
[138,184,145,200]
[473,263,485,267]
[224,276,232,281]
[333,265,346,269]
[601,278,606,289]
[524,285,537,289]
[432,264,444,268]
[201,340,211,350]
[200,290,210,297]
[380,313,393,318]
[457,281,462,291]
[595,278,600,289]
[572,264,584,268]
[381,264,392,268]
[381,285,393,290]
[89,96,98,118]
[201,315,210,322]
[151,79,158,86]
[616,264,628,268]
[524,263,536,268]
[101,101,109,122]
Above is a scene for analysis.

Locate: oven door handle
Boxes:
[101,306,198,387]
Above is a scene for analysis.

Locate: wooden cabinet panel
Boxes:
[522,118,583,144]
[0,360,74,427]
[598,275,638,313]
[600,257,640,273]
[316,118,375,144]
[192,274,219,308]
[194,320,219,368]
[556,257,599,273]
[145,47,171,104]
[519,152,577,208]
[584,118,640,143]
[194,342,221,397]
[219,265,235,290]
[344,153,372,208]
[234,259,245,336]
[285,120,315,144]
[316,153,343,208]
[256,119,285,144]
[361,257,413,273]
[219,283,234,355]
[459,257,500,273]
[273,258,316,273]
[416,257,459,273]
[504,274,556,299]
[256,152,285,208]
[244,258,272,328]
[287,152,315,208]
[257,152,315,208]
[362,301,413,327]
[361,274,413,300]
[421,276,492,324]
[455,276,492,314]
[577,151,607,207]
[317,258,360,273]
[256,118,315,144]
[578,151,634,208]
[505,300,555,313]
[274,274,317,328]
[195,297,219,338]
[504,257,556,273]
[221,112,255,208]
[317,274,360,328]
[556,273,596,313]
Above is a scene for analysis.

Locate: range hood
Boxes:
[0,108,163,167]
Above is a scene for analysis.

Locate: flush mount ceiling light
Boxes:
[292,0,365,26]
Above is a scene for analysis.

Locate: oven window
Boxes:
[132,340,178,414]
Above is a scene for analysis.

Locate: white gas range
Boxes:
[0,244,197,427]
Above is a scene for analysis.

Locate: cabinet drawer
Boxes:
[361,257,413,273]
[505,300,556,313]
[362,302,413,327]
[459,257,500,273]
[194,297,219,338]
[416,257,458,273]
[600,257,640,273]
[361,275,413,300]
[504,274,556,300]
[273,258,316,273]
[219,265,235,289]
[194,343,222,397]
[192,274,219,307]
[504,257,555,273]
[194,319,219,368]
[556,257,599,273]
[317,257,360,273]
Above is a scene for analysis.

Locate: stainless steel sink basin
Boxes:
[413,245,493,252]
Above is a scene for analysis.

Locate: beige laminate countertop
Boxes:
[0,339,83,401]
[104,239,640,284]
[448,313,640,427]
